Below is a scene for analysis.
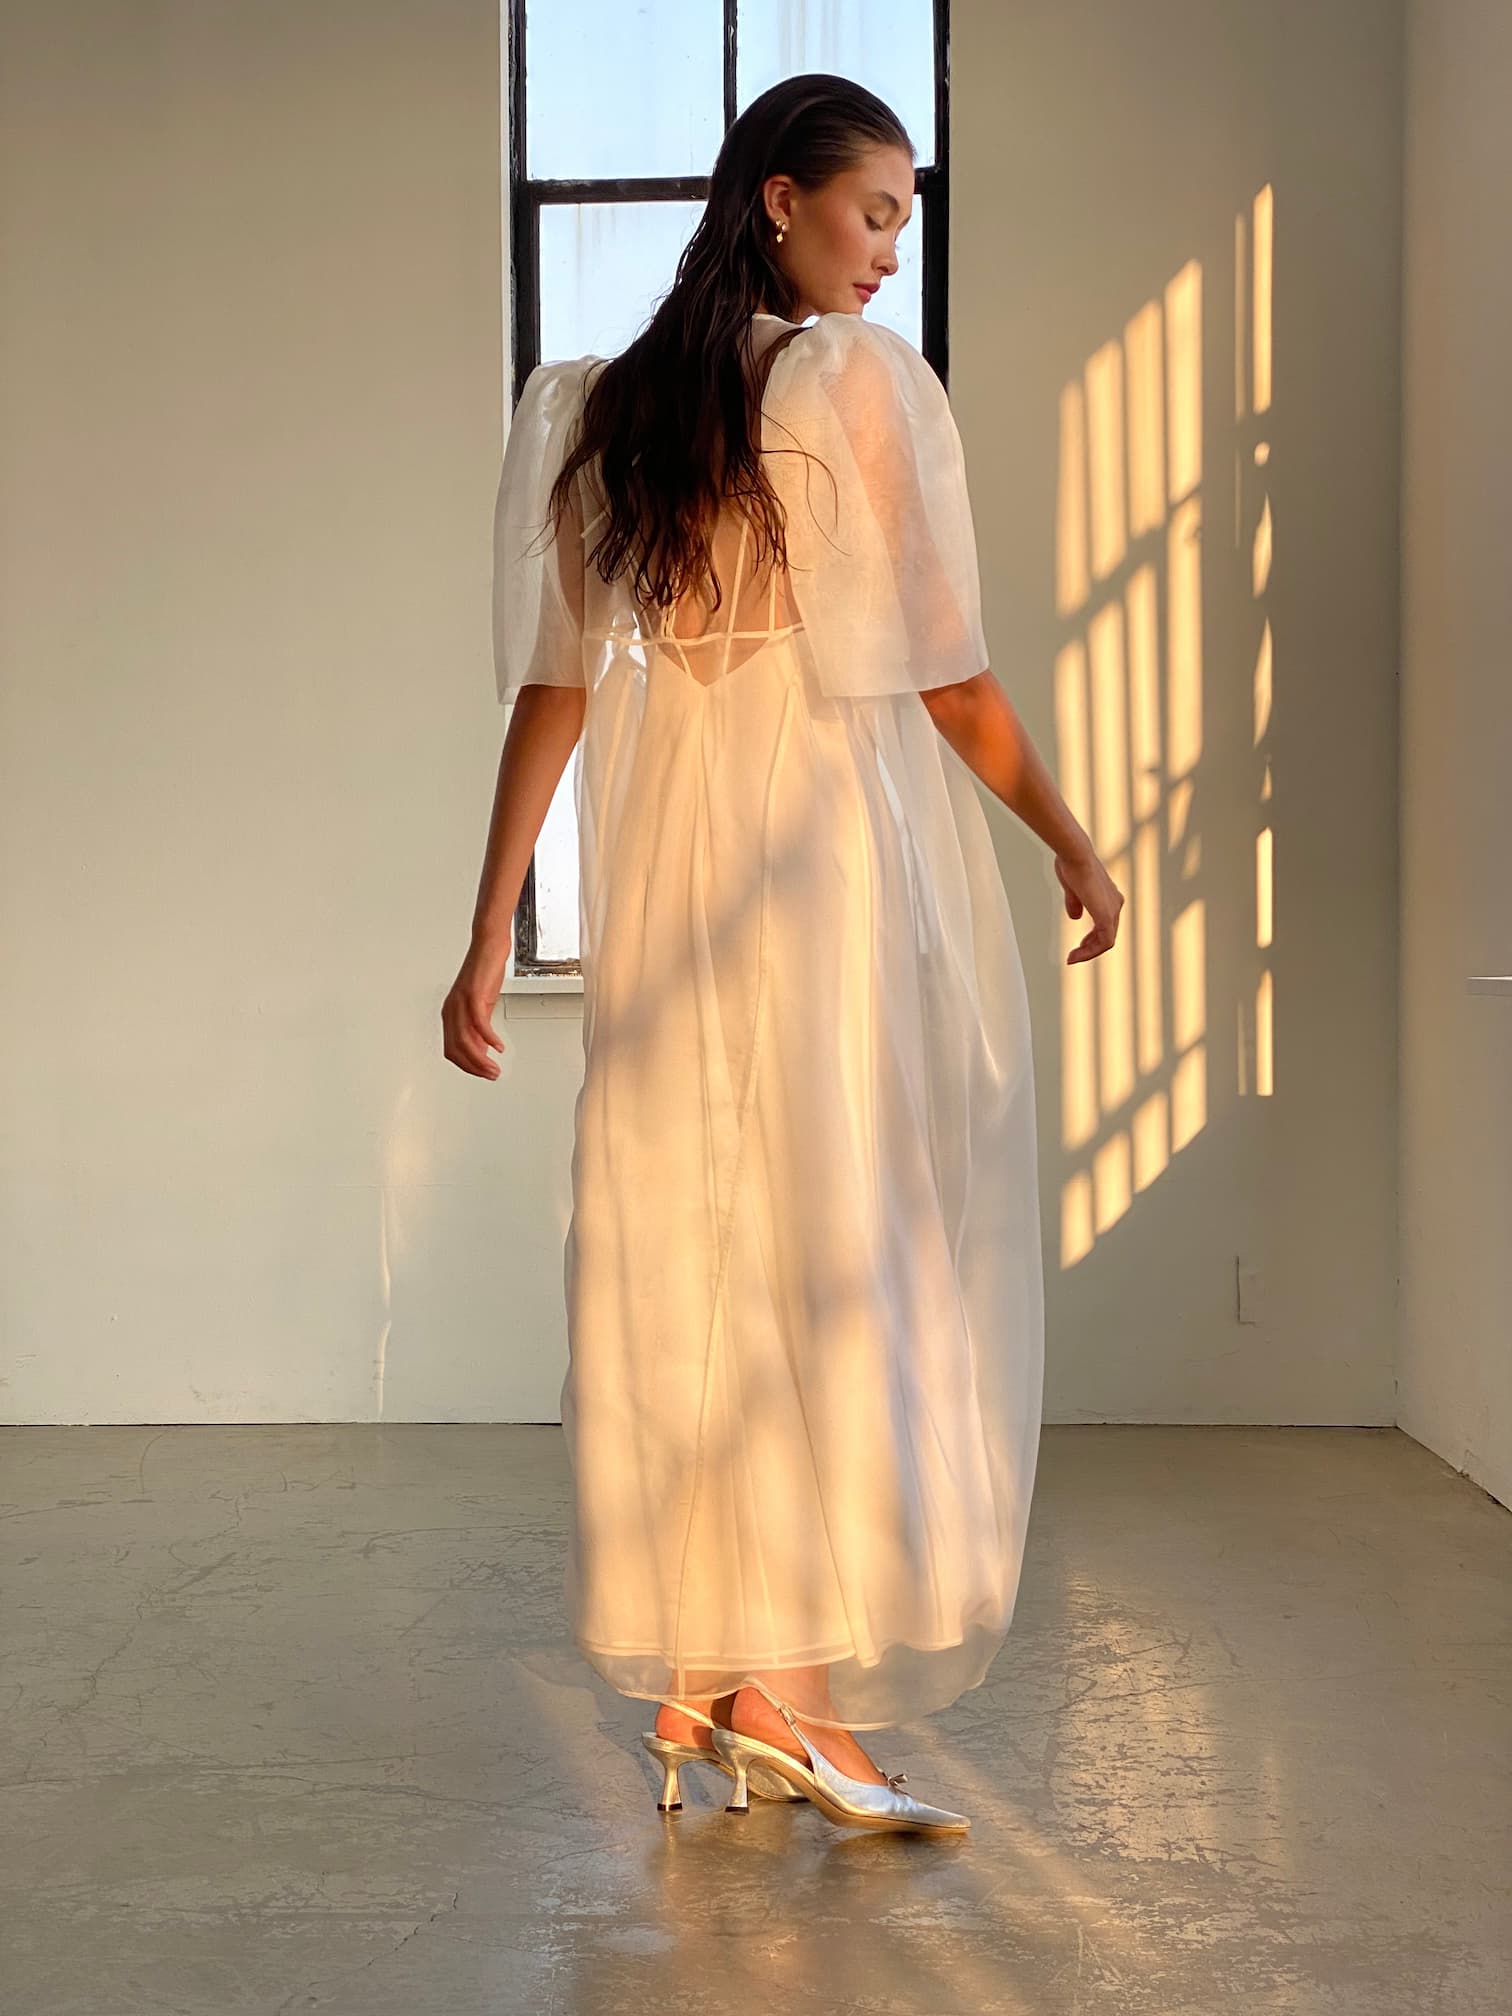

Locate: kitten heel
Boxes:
[639,1732,697,1811]
[639,1702,807,1811]
[722,1744,751,1814]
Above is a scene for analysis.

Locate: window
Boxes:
[503,0,953,978]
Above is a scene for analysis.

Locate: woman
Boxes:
[443,74,1123,1835]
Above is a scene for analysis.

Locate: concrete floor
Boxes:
[1,1423,1507,2015]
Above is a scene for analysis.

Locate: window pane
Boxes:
[525,3,723,180]
[866,190,923,353]
[532,760,580,963]
[539,200,703,360]
[736,0,937,166]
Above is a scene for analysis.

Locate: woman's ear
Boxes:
[762,173,794,232]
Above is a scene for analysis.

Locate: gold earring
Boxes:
[775,222,786,244]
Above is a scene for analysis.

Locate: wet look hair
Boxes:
[545,73,914,615]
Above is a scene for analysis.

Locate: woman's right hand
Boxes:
[1054,847,1125,965]
[441,938,509,1080]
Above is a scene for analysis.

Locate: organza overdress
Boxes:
[491,311,1045,1730]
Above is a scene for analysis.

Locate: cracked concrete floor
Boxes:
[1,1423,1507,2014]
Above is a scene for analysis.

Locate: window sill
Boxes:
[501,967,584,1015]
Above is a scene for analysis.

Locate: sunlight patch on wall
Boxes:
[1056,383,1090,616]
[1239,183,1276,1102]
[1056,187,1277,1266]
[1166,260,1203,503]
[1086,341,1128,580]
[1055,258,1208,1269]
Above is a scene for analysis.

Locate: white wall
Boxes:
[0,1,579,1423]
[0,3,1434,1439]
[952,0,1404,1424]
[1398,0,1512,1508]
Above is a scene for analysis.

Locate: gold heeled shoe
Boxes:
[710,1697,970,1834]
[639,1700,807,1811]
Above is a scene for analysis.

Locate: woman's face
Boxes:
[762,144,915,321]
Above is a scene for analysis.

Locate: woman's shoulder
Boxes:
[502,357,606,488]
[788,310,917,361]
[766,312,947,417]
[514,354,603,420]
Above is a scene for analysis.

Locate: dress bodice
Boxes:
[493,309,989,707]
[602,313,810,686]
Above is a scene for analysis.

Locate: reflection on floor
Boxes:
[3,1422,1506,2014]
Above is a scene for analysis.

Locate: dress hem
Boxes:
[574,1622,1011,1668]
[572,1611,1017,1733]
[578,1646,1006,1734]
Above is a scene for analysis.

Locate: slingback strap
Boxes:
[776,1698,907,1789]
[659,1697,718,1730]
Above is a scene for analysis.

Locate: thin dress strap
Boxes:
[719,519,751,684]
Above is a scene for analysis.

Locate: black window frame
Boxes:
[505,0,952,978]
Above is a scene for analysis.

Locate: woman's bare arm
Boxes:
[470,686,586,950]
[443,684,586,1079]
[921,669,1124,965]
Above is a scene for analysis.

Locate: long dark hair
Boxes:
[545,73,914,615]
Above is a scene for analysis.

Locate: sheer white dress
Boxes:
[491,310,1044,1731]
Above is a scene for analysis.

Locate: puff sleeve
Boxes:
[491,358,595,706]
[761,315,990,699]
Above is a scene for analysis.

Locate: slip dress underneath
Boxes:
[555,338,1046,1730]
